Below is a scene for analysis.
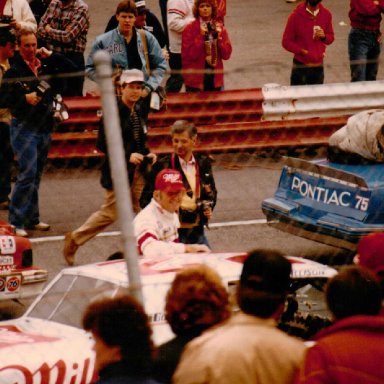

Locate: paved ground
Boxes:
[83,0,384,93]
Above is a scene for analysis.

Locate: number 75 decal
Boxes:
[355,195,369,211]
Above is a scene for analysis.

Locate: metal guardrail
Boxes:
[49,83,377,159]
[262,81,384,121]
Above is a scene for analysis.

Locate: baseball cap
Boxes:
[120,69,144,85]
[135,0,147,13]
[240,250,291,294]
[155,169,186,193]
[357,233,384,274]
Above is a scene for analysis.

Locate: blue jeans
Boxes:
[0,122,13,202]
[348,27,381,82]
[9,119,51,229]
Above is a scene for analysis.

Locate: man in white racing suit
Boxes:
[134,168,210,257]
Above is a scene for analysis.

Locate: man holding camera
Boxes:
[0,28,64,237]
[140,120,216,246]
[63,69,157,266]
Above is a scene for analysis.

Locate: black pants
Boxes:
[0,122,13,202]
[290,59,324,86]
[166,52,184,93]
[64,52,85,97]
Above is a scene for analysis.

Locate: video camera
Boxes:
[0,15,13,25]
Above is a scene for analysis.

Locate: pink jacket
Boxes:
[295,315,384,384]
[181,19,232,90]
[282,3,334,65]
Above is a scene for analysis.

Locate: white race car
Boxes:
[0,252,336,384]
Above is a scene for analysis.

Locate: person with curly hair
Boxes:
[152,264,231,383]
[181,0,232,91]
[82,294,160,384]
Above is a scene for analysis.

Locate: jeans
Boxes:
[0,122,13,202]
[348,27,381,82]
[290,59,324,86]
[9,119,51,229]
[178,225,210,246]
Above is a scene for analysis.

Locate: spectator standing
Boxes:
[182,0,232,92]
[166,0,194,92]
[0,0,37,31]
[173,249,306,384]
[355,232,384,302]
[153,264,231,383]
[0,30,16,211]
[63,69,156,266]
[348,0,384,82]
[282,0,334,86]
[140,120,216,246]
[295,265,384,384]
[0,28,68,237]
[134,168,211,257]
[86,0,166,103]
[82,295,160,384]
[159,0,169,47]
[105,0,167,51]
[37,0,90,96]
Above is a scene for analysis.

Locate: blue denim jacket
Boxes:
[86,28,166,90]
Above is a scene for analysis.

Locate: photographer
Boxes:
[0,28,67,237]
[63,69,157,266]
[140,120,217,246]
[181,0,232,92]
[0,0,37,31]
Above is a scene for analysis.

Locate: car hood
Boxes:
[0,318,95,384]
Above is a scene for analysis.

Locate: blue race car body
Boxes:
[262,157,384,250]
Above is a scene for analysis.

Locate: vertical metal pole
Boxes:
[93,50,143,304]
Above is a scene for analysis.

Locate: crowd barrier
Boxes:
[48,81,380,159]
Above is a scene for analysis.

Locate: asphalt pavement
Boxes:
[0,0,362,317]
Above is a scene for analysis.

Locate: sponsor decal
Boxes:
[291,176,369,211]
[0,236,16,255]
[291,268,326,278]
[0,325,60,348]
[0,278,5,291]
[6,276,20,292]
[0,357,93,384]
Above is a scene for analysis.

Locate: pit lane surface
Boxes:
[0,155,351,319]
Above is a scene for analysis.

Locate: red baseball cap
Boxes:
[155,169,185,193]
[357,233,384,274]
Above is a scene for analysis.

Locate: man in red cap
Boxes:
[134,168,211,257]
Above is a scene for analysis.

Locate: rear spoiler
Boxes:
[284,157,368,189]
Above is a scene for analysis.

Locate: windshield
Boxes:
[27,275,124,328]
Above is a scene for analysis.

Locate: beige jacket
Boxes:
[0,62,11,124]
[173,312,306,384]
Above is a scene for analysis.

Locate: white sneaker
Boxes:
[28,222,50,231]
[15,228,29,237]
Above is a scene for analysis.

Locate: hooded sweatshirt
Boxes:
[349,0,384,31]
[295,315,384,384]
[282,2,334,65]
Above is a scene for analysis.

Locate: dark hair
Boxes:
[165,265,231,335]
[192,0,218,19]
[237,249,291,318]
[116,0,137,16]
[0,29,16,47]
[170,120,197,139]
[82,294,154,375]
[326,265,382,320]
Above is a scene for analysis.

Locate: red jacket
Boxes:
[295,315,384,384]
[349,0,384,31]
[181,18,232,90]
[282,3,334,65]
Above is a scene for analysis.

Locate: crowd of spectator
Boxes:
[81,246,384,383]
